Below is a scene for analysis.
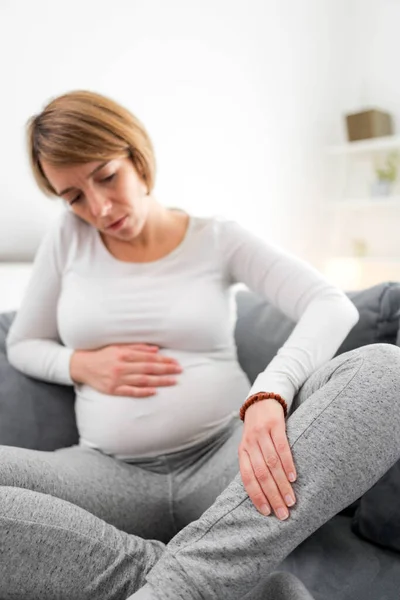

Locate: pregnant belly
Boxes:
[75,352,250,458]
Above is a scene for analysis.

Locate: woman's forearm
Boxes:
[6,338,74,385]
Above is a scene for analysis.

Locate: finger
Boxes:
[126,351,181,365]
[125,374,178,388]
[248,441,290,520]
[239,449,271,516]
[270,424,297,484]
[128,344,159,352]
[115,386,157,397]
[258,434,296,510]
[128,362,182,376]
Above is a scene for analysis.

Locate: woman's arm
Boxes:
[218,219,359,412]
[6,215,75,385]
[217,218,359,519]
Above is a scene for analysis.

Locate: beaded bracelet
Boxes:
[239,391,288,421]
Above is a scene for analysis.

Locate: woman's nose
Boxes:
[87,192,112,218]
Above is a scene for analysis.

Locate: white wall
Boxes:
[0,0,354,264]
[322,0,400,276]
[324,0,400,143]
[344,0,400,130]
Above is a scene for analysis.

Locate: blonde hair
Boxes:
[27,90,156,196]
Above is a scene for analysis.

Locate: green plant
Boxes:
[375,151,399,182]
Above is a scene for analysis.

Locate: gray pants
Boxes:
[1,344,400,600]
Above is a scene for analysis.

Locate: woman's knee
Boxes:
[0,445,19,485]
[347,344,400,420]
[0,445,41,488]
[350,343,400,379]
[353,342,400,362]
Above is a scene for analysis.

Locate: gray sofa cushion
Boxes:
[280,514,400,600]
[351,461,400,553]
[0,312,78,450]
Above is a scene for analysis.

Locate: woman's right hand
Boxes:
[70,344,182,397]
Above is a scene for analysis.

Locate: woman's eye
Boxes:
[70,193,81,205]
[67,173,115,206]
[101,173,115,183]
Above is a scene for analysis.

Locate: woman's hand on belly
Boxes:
[69,343,182,397]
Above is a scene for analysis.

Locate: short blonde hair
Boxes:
[27,90,156,196]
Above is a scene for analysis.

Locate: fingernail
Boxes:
[277,508,289,520]
[288,472,296,482]
[260,504,271,516]
[285,494,295,507]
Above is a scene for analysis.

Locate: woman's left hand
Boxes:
[238,399,297,520]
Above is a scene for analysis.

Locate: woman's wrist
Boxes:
[240,392,288,421]
[69,350,88,385]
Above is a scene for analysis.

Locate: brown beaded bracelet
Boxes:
[239,391,288,421]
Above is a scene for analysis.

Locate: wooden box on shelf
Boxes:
[345,109,393,142]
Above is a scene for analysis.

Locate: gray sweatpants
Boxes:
[1,344,400,600]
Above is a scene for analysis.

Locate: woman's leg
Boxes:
[0,489,313,600]
[0,485,165,600]
[242,572,316,600]
[166,418,243,531]
[133,343,400,600]
[0,444,176,541]
[165,419,316,600]
[133,573,316,600]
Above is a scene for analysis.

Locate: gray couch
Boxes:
[1,282,400,600]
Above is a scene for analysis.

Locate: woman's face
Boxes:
[40,156,149,242]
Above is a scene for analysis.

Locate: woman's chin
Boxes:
[111,217,137,239]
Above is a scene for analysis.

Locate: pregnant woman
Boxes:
[1,90,400,600]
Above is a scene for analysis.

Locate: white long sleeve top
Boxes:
[6,211,359,458]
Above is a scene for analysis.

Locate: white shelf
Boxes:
[326,256,400,263]
[327,135,400,155]
[344,257,400,263]
[328,197,400,208]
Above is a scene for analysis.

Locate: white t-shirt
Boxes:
[6,211,359,458]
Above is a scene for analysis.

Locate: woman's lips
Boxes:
[107,216,127,231]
